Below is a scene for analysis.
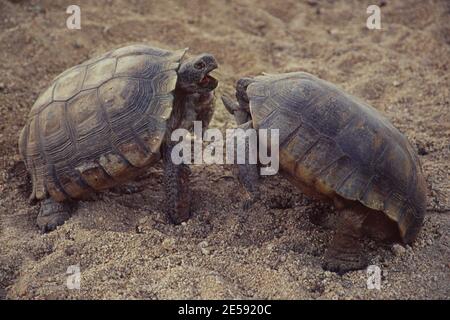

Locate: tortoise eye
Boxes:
[194,61,206,70]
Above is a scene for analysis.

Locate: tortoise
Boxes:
[19,44,218,232]
[222,72,427,274]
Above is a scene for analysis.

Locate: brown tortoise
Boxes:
[19,44,218,232]
[222,72,427,274]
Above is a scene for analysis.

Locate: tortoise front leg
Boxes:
[162,142,191,224]
[235,120,260,210]
[37,197,71,233]
[222,96,260,210]
[222,96,250,125]
[323,207,369,274]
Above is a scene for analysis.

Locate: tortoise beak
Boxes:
[198,64,218,90]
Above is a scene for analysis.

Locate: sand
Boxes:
[0,0,449,299]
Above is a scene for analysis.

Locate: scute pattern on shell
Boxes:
[19,45,187,202]
[248,72,426,243]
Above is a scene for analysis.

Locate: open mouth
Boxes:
[198,67,218,89]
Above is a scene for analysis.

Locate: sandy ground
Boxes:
[0,0,449,299]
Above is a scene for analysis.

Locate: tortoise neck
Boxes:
[167,89,189,132]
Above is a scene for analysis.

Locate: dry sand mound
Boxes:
[0,0,449,299]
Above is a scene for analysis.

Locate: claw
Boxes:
[221,95,239,115]
[242,192,260,211]
[243,199,258,211]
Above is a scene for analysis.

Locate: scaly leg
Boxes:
[235,121,260,210]
[222,96,260,210]
[162,142,191,224]
[323,207,369,274]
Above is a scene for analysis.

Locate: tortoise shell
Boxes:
[19,44,187,202]
[247,72,426,243]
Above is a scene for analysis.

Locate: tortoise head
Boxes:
[236,77,254,107]
[177,53,218,93]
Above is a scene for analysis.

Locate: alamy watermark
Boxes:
[66,5,81,30]
[366,265,381,290]
[67,264,81,290]
[66,4,381,31]
[367,5,381,30]
[171,121,280,175]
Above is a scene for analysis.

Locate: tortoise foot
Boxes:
[322,251,368,275]
[242,194,260,211]
[165,177,191,225]
[37,198,71,233]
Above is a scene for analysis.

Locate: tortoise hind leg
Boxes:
[37,198,71,233]
[323,207,369,274]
